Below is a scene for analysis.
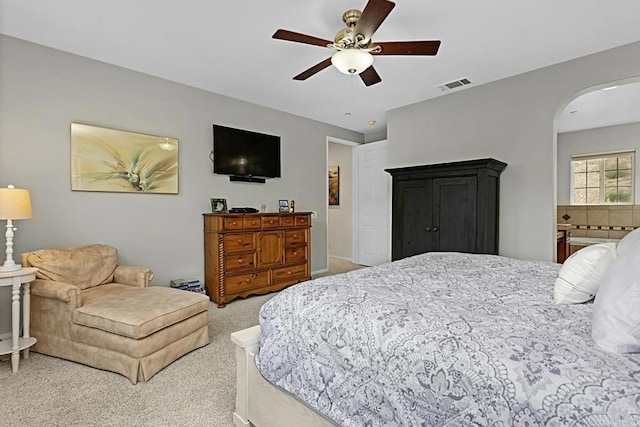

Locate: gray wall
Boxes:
[364,130,387,144]
[387,41,640,262]
[328,142,354,260]
[0,35,362,334]
[557,122,640,205]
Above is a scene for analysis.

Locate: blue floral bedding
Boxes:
[255,252,640,426]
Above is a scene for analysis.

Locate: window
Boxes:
[571,151,635,205]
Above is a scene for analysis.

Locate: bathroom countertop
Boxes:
[568,237,621,245]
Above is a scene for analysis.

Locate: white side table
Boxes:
[0,267,38,373]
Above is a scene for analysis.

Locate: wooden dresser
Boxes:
[203,212,311,307]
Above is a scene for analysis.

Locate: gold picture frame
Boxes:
[329,165,339,206]
[70,123,178,194]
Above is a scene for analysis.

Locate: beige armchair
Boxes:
[22,244,210,384]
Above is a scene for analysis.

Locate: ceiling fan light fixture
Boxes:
[331,49,373,75]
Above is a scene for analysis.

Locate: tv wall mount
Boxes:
[229,175,266,184]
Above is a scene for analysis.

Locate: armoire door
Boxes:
[399,181,434,258]
[432,176,477,252]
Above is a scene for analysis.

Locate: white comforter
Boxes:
[256,252,640,426]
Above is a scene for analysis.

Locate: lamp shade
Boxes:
[331,49,374,75]
[0,186,32,220]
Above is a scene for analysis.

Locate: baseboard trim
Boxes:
[328,255,353,262]
[311,268,329,276]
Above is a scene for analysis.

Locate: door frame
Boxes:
[326,136,360,271]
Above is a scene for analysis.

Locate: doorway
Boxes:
[555,78,640,261]
[327,138,358,265]
[326,137,390,270]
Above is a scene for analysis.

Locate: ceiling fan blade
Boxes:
[273,29,332,48]
[373,40,441,55]
[359,66,382,87]
[293,58,333,80]
[353,0,396,42]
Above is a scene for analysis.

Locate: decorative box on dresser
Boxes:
[203,212,311,307]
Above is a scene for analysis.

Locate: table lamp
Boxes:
[0,185,32,272]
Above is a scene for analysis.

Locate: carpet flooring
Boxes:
[0,259,363,427]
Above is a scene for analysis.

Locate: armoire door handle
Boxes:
[425,227,431,232]
[433,227,439,232]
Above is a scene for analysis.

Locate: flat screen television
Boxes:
[212,124,281,182]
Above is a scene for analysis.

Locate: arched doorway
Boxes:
[555,78,640,261]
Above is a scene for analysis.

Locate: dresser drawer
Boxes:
[243,217,261,229]
[225,253,255,271]
[295,215,309,227]
[226,271,269,294]
[261,216,280,228]
[280,215,296,227]
[224,233,254,252]
[284,229,307,245]
[272,263,308,285]
[223,216,244,230]
[285,246,307,263]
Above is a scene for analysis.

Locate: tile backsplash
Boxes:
[557,205,640,239]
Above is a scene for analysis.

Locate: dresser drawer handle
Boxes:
[237,258,244,264]
[237,239,243,244]
[251,221,257,225]
[269,220,275,224]
[245,278,251,283]
[292,234,298,239]
[232,221,238,226]
[292,251,297,256]
[287,271,292,275]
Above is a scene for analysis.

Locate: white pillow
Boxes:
[617,227,640,258]
[553,243,617,304]
[591,247,640,353]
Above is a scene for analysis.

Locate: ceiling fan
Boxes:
[272,0,441,87]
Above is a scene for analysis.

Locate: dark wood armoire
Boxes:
[386,158,507,261]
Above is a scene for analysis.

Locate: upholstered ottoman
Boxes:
[23,244,211,383]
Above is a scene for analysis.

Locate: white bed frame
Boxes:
[231,325,334,427]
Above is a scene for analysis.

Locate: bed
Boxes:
[231,252,640,426]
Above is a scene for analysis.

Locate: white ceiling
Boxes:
[557,82,640,133]
[2,0,640,135]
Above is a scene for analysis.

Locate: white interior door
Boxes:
[355,140,390,266]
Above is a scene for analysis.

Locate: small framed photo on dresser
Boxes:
[211,198,228,213]
[278,199,289,213]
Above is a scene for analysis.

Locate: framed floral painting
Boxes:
[70,123,178,194]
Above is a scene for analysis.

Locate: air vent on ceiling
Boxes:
[436,78,472,92]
